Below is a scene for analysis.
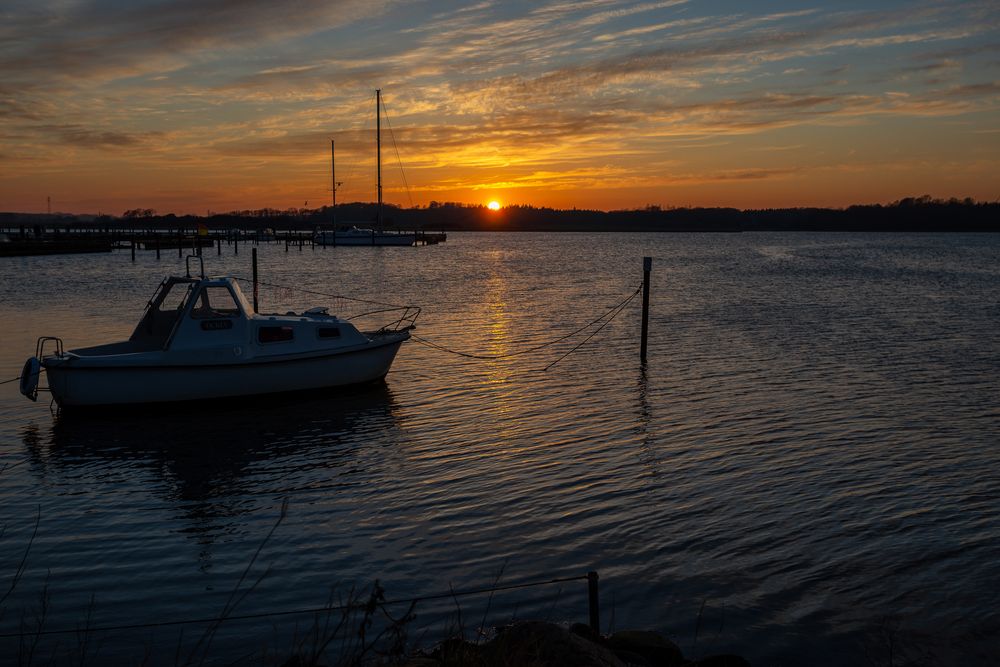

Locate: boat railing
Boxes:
[233,277,420,333]
[23,336,63,401]
[36,336,64,360]
[349,304,421,334]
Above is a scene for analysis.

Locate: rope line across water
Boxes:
[0,368,44,386]
[411,285,642,364]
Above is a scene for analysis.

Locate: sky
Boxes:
[1,0,998,214]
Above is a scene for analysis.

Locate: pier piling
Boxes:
[587,571,600,634]
[252,247,259,314]
[641,257,651,363]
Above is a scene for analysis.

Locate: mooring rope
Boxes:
[0,368,44,386]
[541,287,640,371]
[410,285,642,368]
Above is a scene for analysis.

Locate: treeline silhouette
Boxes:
[3,197,997,233]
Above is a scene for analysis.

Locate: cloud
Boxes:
[488,8,978,103]
[26,124,166,149]
[0,0,394,87]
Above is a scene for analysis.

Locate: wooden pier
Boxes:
[0,239,113,257]
[0,224,446,257]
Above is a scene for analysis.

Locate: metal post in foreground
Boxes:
[252,247,259,313]
[640,257,651,363]
[587,571,600,634]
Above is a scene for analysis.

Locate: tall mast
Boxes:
[330,139,337,229]
[376,88,382,230]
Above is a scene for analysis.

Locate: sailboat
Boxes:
[315,89,417,247]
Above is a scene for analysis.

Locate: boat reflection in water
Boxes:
[22,382,403,551]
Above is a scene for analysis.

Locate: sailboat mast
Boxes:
[376,89,382,229]
[330,139,337,230]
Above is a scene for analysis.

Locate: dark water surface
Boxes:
[1,233,998,665]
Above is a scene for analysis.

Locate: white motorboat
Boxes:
[20,258,418,407]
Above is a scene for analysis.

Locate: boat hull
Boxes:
[314,232,416,246]
[43,338,406,407]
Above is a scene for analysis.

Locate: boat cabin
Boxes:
[115,275,367,360]
[130,276,252,351]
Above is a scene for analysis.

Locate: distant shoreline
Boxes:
[3,198,998,234]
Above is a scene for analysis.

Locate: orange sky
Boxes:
[1,1,998,214]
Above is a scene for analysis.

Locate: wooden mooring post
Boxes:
[217,237,222,256]
[587,571,600,634]
[130,239,135,262]
[641,257,651,363]
[252,247,259,313]
[155,235,160,260]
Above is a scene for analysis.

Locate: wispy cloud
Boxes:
[37,124,166,149]
[0,0,395,87]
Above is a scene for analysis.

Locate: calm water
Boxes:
[1,233,998,665]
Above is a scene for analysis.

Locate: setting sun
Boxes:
[487,201,501,211]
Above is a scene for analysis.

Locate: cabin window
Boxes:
[190,286,241,319]
[317,327,341,339]
[259,326,294,343]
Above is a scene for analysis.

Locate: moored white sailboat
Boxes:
[315,90,417,247]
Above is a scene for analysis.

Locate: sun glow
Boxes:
[487,201,501,211]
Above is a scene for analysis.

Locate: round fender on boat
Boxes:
[20,357,40,401]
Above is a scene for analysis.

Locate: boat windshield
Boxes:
[129,279,195,348]
[158,281,194,312]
